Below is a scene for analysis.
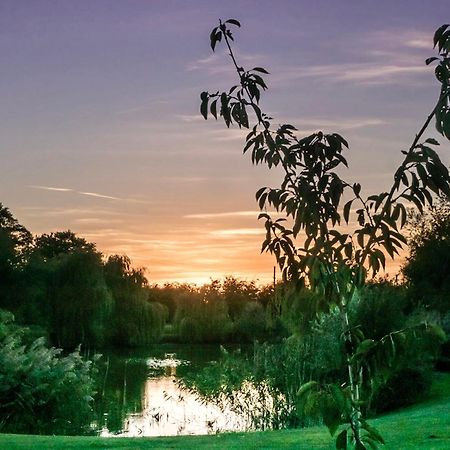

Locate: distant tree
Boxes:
[32,231,112,347]
[221,276,260,319]
[34,230,96,260]
[0,203,32,264]
[233,301,266,342]
[0,204,32,310]
[148,282,195,322]
[174,280,232,343]
[403,198,450,313]
[104,255,166,345]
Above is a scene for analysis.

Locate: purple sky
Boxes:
[1,1,449,284]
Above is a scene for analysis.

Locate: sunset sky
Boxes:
[1,0,449,284]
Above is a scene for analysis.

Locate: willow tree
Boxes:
[199,20,450,449]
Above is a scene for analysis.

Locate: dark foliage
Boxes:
[371,368,431,413]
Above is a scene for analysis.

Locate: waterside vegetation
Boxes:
[1,372,449,449]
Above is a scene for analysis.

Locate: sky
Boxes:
[1,0,449,285]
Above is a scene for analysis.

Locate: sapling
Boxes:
[199,20,450,448]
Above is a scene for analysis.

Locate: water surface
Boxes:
[96,344,248,437]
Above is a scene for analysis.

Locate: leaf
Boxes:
[255,187,267,200]
[433,24,449,48]
[225,19,241,27]
[239,103,249,128]
[252,67,270,74]
[200,92,209,120]
[425,57,439,65]
[210,30,222,51]
[209,27,218,51]
[297,380,319,398]
[220,92,231,127]
[210,99,218,119]
[336,429,347,450]
[332,133,349,148]
[343,200,353,224]
[424,138,440,145]
[361,421,385,444]
[353,183,361,196]
[257,212,270,221]
[438,30,450,52]
[355,339,377,357]
[252,74,268,89]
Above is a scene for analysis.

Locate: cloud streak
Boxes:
[28,185,149,203]
[210,228,265,237]
[271,62,428,87]
[184,211,260,219]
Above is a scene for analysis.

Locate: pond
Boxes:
[95,344,250,437]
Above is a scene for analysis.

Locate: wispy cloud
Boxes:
[185,210,260,219]
[177,114,204,123]
[269,27,433,88]
[28,185,149,203]
[186,53,220,72]
[19,206,123,217]
[271,62,428,86]
[210,228,265,237]
[30,185,120,200]
[186,50,266,74]
[116,100,169,116]
[367,29,431,51]
[78,191,120,200]
[279,117,386,134]
[29,185,72,192]
[208,128,249,142]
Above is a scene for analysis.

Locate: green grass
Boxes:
[1,373,449,449]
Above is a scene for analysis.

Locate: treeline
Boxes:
[2,199,450,353]
[150,277,274,343]
[0,203,278,348]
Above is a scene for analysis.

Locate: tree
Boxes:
[199,20,450,449]
[32,231,112,348]
[221,276,260,320]
[402,198,450,313]
[0,204,32,310]
[104,255,166,345]
[34,230,96,260]
[173,280,232,343]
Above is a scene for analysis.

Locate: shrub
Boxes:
[371,367,432,413]
[0,309,98,435]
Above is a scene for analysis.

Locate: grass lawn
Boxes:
[1,372,449,449]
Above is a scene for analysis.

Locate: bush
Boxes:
[351,281,408,340]
[371,367,431,413]
[0,309,98,435]
[233,301,267,342]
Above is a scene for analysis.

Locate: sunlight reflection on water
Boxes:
[115,377,248,436]
[99,353,249,437]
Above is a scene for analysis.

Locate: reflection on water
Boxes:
[109,376,248,437]
[96,345,249,437]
